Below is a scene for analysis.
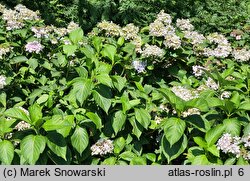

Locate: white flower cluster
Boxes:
[176,19,194,31]
[67,21,80,33]
[0,45,12,59]
[0,75,6,89]
[25,41,43,53]
[141,44,165,58]
[217,133,250,160]
[132,60,147,73]
[232,48,250,62]
[15,121,31,131]
[121,23,139,40]
[2,4,40,30]
[97,21,122,37]
[53,27,68,37]
[203,33,232,58]
[183,31,206,45]
[182,108,200,117]
[31,26,52,38]
[90,139,114,156]
[159,104,169,112]
[171,86,199,101]
[149,10,181,50]
[192,65,206,77]
[205,77,219,90]
[220,91,231,100]
[155,116,163,124]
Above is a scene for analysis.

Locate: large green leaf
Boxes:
[10,55,28,64]
[0,140,14,164]
[92,36,102,53]
[119,151,136,161]
[101,44,116,63]
[128,117,143,139]
[111,76,127,92]
[56,115,75,137]
[0,117,15,136]
[71,126,89,155]
[161,134,188,164]
[92,85,112,114]
[191,155,211,165]
[28,104,42,125]
[134,108,151,129]
[70,78,93,106]
[0,92,6,107]
[69,28,84,44]
[205,124,225,146]
[111,110,126,135]
[42,115,73,132]
[130,156,147,165]
[223,118,241,136]
[114,137,126,154]
[96,74,113,88]
[20,135,46,165]
[164,117,186,147]
[5,107,31,124]
[86,112,102,129]
[63,44,77,56]
[46,132,67,160]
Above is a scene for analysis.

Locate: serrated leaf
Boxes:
[86,112,102,129]
[71,126,89,155]
[96,74,113,88]
[161,134,187,164]
[101,44,116,63]
[20,135,46,165]
[112,111,126,135]
[28,104,42,125]
[205,124,225,146]
[5,107,31,124]
[42,115,73,132]
[0,140,14,164]
[134,108,151,129]
[111,76,126,92]
[164,117,186,146]
[63,44,77,56]
[92,85,112,114]
[46,132,67,160]
[69,28,83,44]
[223,118,241,136]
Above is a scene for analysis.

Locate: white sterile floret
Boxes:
[220,91,231,100]
[232,48,250,62]
[156,10,172,25]
[90,139,114,156]
[171,86,199,101]
[0,75,7,89]
[132,60,147,73]
[67,21,80,33]
[183,31,206,45]
[97,21,122,37]
[141,44,165,58]
[25,41,43,53]
[149,20,167,37]
[0,46,11,59]
[216,133,233,153]
[176,18,194,31]
[205,77,219,90]
[31,26,52,38]
[15,121,31,131]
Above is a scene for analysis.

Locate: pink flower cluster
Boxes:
[25,41,43,53]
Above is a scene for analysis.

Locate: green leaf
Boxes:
[0,117,15,136]
[101,157,117,165]
[144,153,156,162]
[10,55,28,64]
[111,76,126,92]
[119,151,136,161]
[42,115,73,132]
[0,92,6,107]
[164,117,186,146]
[193,137,207,148]
[46,132,67,160]
[114,137,126,154]
[112,110,126,135]
[224,158,236,165]
[161,134,188,164]
[92,85,112,114]
[86,112,102,129]
[20,135,46,165]
[28,104,42,125]
[92,36,102,52]
[207,97,223,107]
[69,78,93,106]
[130,156,147,165]
[207,145,220,157]
[36,94,49,104]
[101,44,116,63]
[0,140,14,164]
[63,44,77,56]
[223,118,241,136]
[239,100,250,110]
[96,74,113,88]
[236,156,249,165]
[56,115,75,137]
[71,126,89,155]
[5,107,31,124]
[128,117,143,139]
[69,28,84,44]
[205,124,225,146]
[191,155,211,165]
[134,108,151,129]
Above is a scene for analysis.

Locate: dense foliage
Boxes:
[3,0,250,33]
[0,3,250,165]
